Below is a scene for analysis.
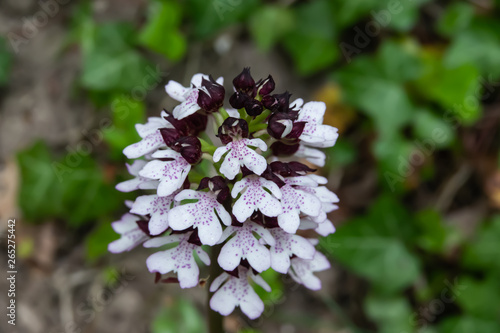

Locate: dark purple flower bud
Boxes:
[270,141,300,157]
[261,165,286,188]
[229,92,250,109]
[267,112,295,139]
[261,94,277,110]
[197,76,225,113]
[172,136,202,164]
[270,161,316,177]
[198,176,230,203]
[233,67,256,96]
[163,111,208,136]
[244,99,264,117]
[256,75,275,96]
[160,128,180,147]
[273,91,293,113]
[217,117,249,145]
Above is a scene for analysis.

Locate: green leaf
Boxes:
[365,294,414,333]
[414,210,460,254]
[282,0,339,75]
[152,298,206,333]
[321,195,420,292]
[377,39,422,82]
[335,56,414,139]
[0,37,13,86]
[444,30,500,78]
[17,141,122,226]
[413,109,455,149]
[138,0,187,61]
[454,274,500,319]
[249,6,294,51]
[186,0,260,39]
[414,49,481,124]
[80,23,157,92]
[462,215,500,272]
[103,96,145,159]
[17,141,64,221]
[436,2,475,36]
[439,316,500,333]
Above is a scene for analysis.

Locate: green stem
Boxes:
[207,245,224,333]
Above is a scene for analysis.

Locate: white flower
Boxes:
[297,101,338,148]
[296,177,339,224]
[165,73,224,119]
[138,149,190,197]
[130,194,176,235]
[231,175,283,222]
[144,232,210,289]
[217,221,275,273]
[210,266,270,319]
[123,111,171,159]
[289,250,330,290]
[213,138,268,180]
[115,160,159,192]
[294,145,326,167]
[277,177,322,234]
[167,190,231,245]
[108,213,149,253]
[269,228,316,274]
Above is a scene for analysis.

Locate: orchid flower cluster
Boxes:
[108,68,339,319]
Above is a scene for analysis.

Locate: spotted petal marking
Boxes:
[269,228,316,274]
[167,190,231,246]
[130,193,176,235]
[231,175,282,222]
[297,101,339,148]
[217,221,275,273]
[116,160,159,192]
[139,149,190,197]
[213,138,268,180]
[145,232,210,289]
[108,213,148,253]
[209,266,270,319]
[289,250,330,290]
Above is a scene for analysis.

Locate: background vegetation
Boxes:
[1,0,499,332]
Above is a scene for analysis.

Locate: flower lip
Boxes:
[217,117,249,145]
[233,67,256,96]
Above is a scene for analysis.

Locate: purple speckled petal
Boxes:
[139,152,191,197]
[146,233,205,289]
[123,131,166,159]
[289,250,330,290]
[217,222,272,272]
[130,194,176,235]
[168,190,227,245]
[209,267,266,319]
[173,89,201,119]
[231,175,282,222]
[277,184,322,233]
[108,213,148,253]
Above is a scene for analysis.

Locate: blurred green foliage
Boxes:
[13,0,500,332]
[0,36,12,86]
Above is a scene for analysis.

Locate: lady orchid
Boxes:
[109,68,339,320]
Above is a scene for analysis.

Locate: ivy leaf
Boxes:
[282,0,339,75]
[138,0,187,61]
